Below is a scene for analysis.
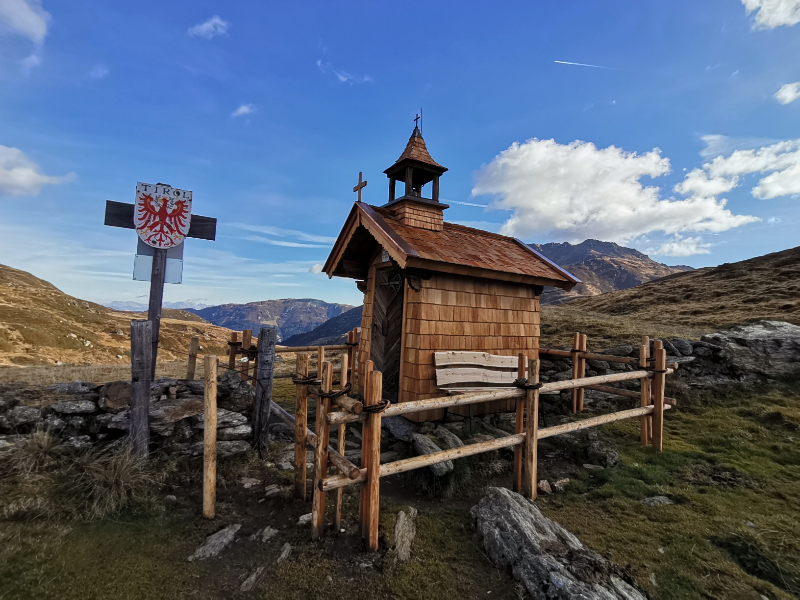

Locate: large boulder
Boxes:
[701,320,800,378]
[98,381,132,413]
[412,433,452,476]
[216,370,255,413]
[472,487,645,599]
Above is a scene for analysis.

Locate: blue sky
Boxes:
[0,0,798,307]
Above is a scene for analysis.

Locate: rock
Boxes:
[240,477,261,488]
[412,433,453,476]
[106,410,130,431]
[552,370,573,381]
[111,329,124,335]
[701,321,800,378]
[657,339,680,357]
[218,424,253,441]
[0,396,19,412]
[188,524,241,561]
[250,526,279,542]
[150,397,204,436]
[240,564,267,592]
[641,496,674,506]
[50,381,95,394]
[538,480,552,494]
[0,434,24,452]
[606,345,634,357]
[386,507,418,565]
[7,405,41,426]
[268,422,294,443]
[277,543,292,563]
[587,359,610,371]
[192,408,247,429]
[553,478,570,492]
[382,416,419,442]
[584,464,604,471]
[64,435,93,449]
[472,488,645,600]
[42,414,66,431]
[98,381,131,413]
[216,370,255,413]
[433,425,464,450]
[297,513,312,526]
[50,400,98,415]
[693,345,712,357]
[217,441,251,457]
[587,432,619,467]
[670,338,694,356]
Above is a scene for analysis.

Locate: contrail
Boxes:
[554,60,613,70]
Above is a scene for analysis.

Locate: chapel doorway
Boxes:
[370,268,404,401]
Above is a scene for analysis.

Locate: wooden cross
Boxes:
[353,172,367,203]
[103,197,217,378]
[414,113,421,128]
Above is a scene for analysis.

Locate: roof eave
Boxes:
[406,257,576,290]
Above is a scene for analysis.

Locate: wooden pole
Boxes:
[147,249,167,379]
[523,356,540,500]
[275,344,350,353]
[366,369,383,552]
[334,353,348,532]
[203,355,218,518]
[577,334,588,412]
[571,332,580,414]
[241,330,252,382]
[317,345,325,375]
[228,332,239,372]
[640,336,650,446]
[130,320,153,457]
[311,361,333,539]
[359,360,374,539]
[513,353,526,493]
[652,344,667,452]
[186,336,200,380]
[294,353,310,500]
[253,327,276,457]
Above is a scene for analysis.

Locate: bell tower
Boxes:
[381,117,448,231]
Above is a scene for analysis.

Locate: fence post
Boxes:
[334,353,349,532]
[294,353,310,500]
[577,333,588,412]
[639,336,650,446]
[311,361,333,539]
[203,355,218,518]
[523,356,540,500]
[228,332,239,373]
[186,336,199,380]
[366,369,383,552]
[241,329,252,382]
[571,332,580,414]
[253,327,276,457]
[359,360,374,539]
[130,320,153,457]
[513,353,526,493]
[652,343,666,452]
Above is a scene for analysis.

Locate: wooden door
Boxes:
[370,268,404,401]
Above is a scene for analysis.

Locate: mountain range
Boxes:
[530,239,693,305]
[105,300,211,312]
[186,299,354,343]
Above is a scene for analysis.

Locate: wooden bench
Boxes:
[434,351,524,393]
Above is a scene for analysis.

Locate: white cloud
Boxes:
[89,64,109,79]
[775,82,800,104]
[230,222,336,244]
[20,51,40,71]
[230,104,253,118]
[699,134,782,159]
[647,235,711,257]
[702,138,800,199]
[741,0,800,28]
[471,138,758,256]
[0,0,50,43]
[0,145,75,196]
[316,60,373,84]
[244,235,327,249]
[768,216,782,223]
[309,264,324,274]
[187,15,229,39]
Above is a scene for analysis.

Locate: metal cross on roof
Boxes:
[353,171,367,203]
[414,113,421,128]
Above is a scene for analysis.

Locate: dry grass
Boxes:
[0,430,164,521]
[562,245,800,331]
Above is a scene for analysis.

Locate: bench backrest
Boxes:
[434,351,526,391]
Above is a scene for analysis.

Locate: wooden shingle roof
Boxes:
[324,203,579,290]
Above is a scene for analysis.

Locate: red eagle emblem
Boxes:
[134,183,192,249]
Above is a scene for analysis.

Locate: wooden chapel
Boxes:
[323,123,580,421]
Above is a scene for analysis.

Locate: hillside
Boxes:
[283,305,364,346]
[529,240,692,304]
[188,299,354,342]
[0,264,232,367]
[561,245,800,329]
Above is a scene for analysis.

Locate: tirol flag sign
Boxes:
[134,182,192,249]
